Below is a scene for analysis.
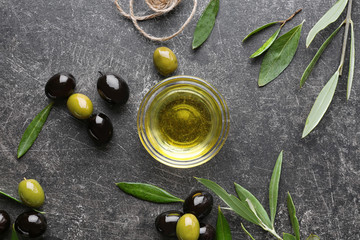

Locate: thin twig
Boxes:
[339,0,353,75]
[280,9,302,26]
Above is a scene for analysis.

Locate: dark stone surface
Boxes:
[0,0,359,239]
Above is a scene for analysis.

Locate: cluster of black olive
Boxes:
[45,72,129,145]
[155,190,216,240]
[0,210,47,238]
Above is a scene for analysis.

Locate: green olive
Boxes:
[153,47,178,76]
[67,93,93,119]
[176,213,200,240]
[18,179,45,208]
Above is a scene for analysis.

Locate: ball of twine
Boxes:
[115,0,198,41]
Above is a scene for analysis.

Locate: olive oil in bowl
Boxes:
[138,76,229,168]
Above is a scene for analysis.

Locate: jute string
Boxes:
[114,0,198,41]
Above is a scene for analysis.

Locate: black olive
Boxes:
[0,210,11,234]
[97,73,129,104]
[45,72,76,100]
[88,113,113,145]
[155,210,182,237]
[183,190,213,219]
[199,223,216,240]
[15,211,47,238]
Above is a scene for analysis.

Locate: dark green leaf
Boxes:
[302,71,339,138]
[306,0,348,47]
[216,206,232,240]
[284,233,297,240]
[347,20,355,100]
[250,28,281,58]
[241,223,255,240]
[234,183,272,229]
[192,0,219,49]
[307,234,320,240]
[17,102,54,158]
[243,22,279,42]
[287,192,300,240]
[12,224,19,240]
[301,21,344,87]
[269,151,283,226]
[258,22,303,86]
[195,177,260,225]
[116,182,183,203]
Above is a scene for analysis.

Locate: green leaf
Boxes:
[216,206,232,240]
[306,0,349,47]
[241,223,255,240]
[301,21,345,87]
[234,183,272,229]
[287,192,300,240]
[307,234,320,240]
[250,28,281,58]
[243,22,279,42]
[195,177,260,225]
[0,190,45,213]
[269,151,283,226]
[302,71,339,138]
[192,0,219,49]
[17,102,54,158]
[347,20,355,100]
[284,233,297,240]
[11,224,19,240]
[116,182,183,203]
[258,22,303,86]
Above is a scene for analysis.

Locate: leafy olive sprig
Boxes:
[243,9,303,86]
[301,0,355,138]
[116,182,231,237]
[196,151,320,240]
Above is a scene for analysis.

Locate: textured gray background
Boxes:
[0,0,359,239]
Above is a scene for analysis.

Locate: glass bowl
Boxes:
[137,75,229,168]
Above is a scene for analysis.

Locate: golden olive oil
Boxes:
[144,84,222,160]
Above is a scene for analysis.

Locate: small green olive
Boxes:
[153,47,178,76]
[176,213,200,240]
[67,93,93,119]
[18,179,45,208]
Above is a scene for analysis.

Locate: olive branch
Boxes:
[301,0,355,138]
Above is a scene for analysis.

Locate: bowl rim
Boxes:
[137,75,230,168]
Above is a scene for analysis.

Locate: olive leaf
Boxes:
[307,234,320,240]
[11,224,19,240]
[243,22,279,42]
[306,0,349,47]
[195,177,260,225]
[192,0,219,49]
[0,190,45,213]
[235,183,272,229]
[302,71,339,138]
[284,233,297,240]
[300,21,345,87]
[250,28,281,58]
[116,182,184,203]
[347,20,355,100]
[241,223,255,240]
[17,102,54,158]
[269,151,283,226]
[216,206,232,240]
[287,192,300,240]
[258,22,303,86]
